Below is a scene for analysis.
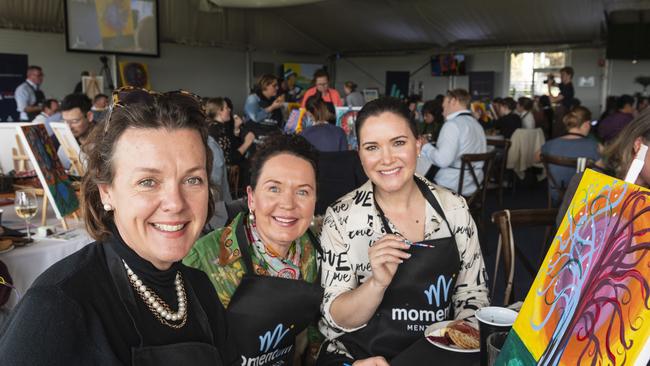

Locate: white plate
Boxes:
[0,245,15,254]
[424,320,480,353]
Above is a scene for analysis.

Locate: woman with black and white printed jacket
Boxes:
[316,97,489,366]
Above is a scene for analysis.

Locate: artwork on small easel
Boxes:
[82,75,104,100]
[50,122,84,176]
[15,123,79,221]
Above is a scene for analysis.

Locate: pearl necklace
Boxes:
[122,260,188,329]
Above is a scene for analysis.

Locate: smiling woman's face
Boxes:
[99,128,209,270]
[358,111,421,194]
[247,153,316,255]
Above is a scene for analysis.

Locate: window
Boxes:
[509,51,567,98]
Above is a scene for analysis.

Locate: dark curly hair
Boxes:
[249,134,319,190]
[80,91,214,241]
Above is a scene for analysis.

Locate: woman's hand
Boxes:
[368,234,411,289]
[352,356,390,366]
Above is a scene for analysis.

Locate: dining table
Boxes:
[0,198,93,309]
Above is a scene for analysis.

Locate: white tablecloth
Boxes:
[0,201,93,309]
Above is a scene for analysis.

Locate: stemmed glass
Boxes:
[14,190,38,241]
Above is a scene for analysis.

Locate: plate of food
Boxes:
[424,320,480,353]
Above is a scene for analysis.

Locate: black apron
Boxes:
[104,244,223,366]
[338,178,461,360]
[227,219,324,366]
[26,82,45,121]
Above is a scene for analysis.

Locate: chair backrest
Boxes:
[316,150,367,215]
[458,150,497,204]
[487,139,512,184]
[540,153,595,207]
[491,208,558,306]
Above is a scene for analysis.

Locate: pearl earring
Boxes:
[103,203,113,212]
[248,211,255,223]
[310,216,315,226]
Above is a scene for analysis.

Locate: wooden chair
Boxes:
[458,150,497,253]
[486,139,512,206]
[490,208,557,305]
[539,154,595,208]
[227,165,240,198]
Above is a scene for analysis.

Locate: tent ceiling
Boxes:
[0,0,644,55]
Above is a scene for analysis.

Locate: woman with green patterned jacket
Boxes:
[184,134,323,366]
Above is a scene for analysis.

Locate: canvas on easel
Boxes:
[335,107,361,150]
[496,169,650,366]
[15,123,79,221]
[50,122,84,176]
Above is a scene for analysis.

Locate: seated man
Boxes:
[420,89,487,195]
[57,93,94,172]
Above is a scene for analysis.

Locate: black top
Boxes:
[494,112,522,139]
[208,122,245,166]
[0,236,237,366]
[558,82,574,109]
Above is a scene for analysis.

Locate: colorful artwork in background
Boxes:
[95,0,134,38]
[471,102,491,124]
[119,61,150,89]
[284,108,307,134]
[336,107,361,150]
[17,124,79,219]
[496,169,650,366]
[282,63,325,92]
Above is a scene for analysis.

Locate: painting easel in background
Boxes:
[14,123,80,230]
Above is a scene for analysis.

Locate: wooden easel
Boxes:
[11,135,31,172]
[12,137,79,230]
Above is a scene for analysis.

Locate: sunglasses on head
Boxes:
[104,86,203,132]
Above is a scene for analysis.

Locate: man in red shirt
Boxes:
[300,69,343,108]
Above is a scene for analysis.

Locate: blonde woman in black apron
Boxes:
[317,97,490,365]
[185,134,324,366]
[0,88,236,365]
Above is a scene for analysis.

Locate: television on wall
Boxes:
[431,54,466,76]
[64,0,159,57]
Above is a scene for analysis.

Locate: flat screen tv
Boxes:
[64,0,159,57]
[431,54,466,76]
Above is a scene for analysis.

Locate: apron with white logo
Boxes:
[338,178,461,360]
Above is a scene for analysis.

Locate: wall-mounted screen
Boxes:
[64,0,159,57]
[431,54,466,76]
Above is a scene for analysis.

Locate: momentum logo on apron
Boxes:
[241,323,294,366]
[391,274,455,331]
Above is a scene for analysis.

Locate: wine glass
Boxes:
[14,190,38,241]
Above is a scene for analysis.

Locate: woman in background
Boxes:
[344,81,365,107]
[302,94,348,152]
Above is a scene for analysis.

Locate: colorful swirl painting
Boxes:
[496,169,650,366]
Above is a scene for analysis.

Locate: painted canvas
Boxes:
[336,107,361,150]
[496,169,650,366]
[17,124,79,219]
[282,63,324,93]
